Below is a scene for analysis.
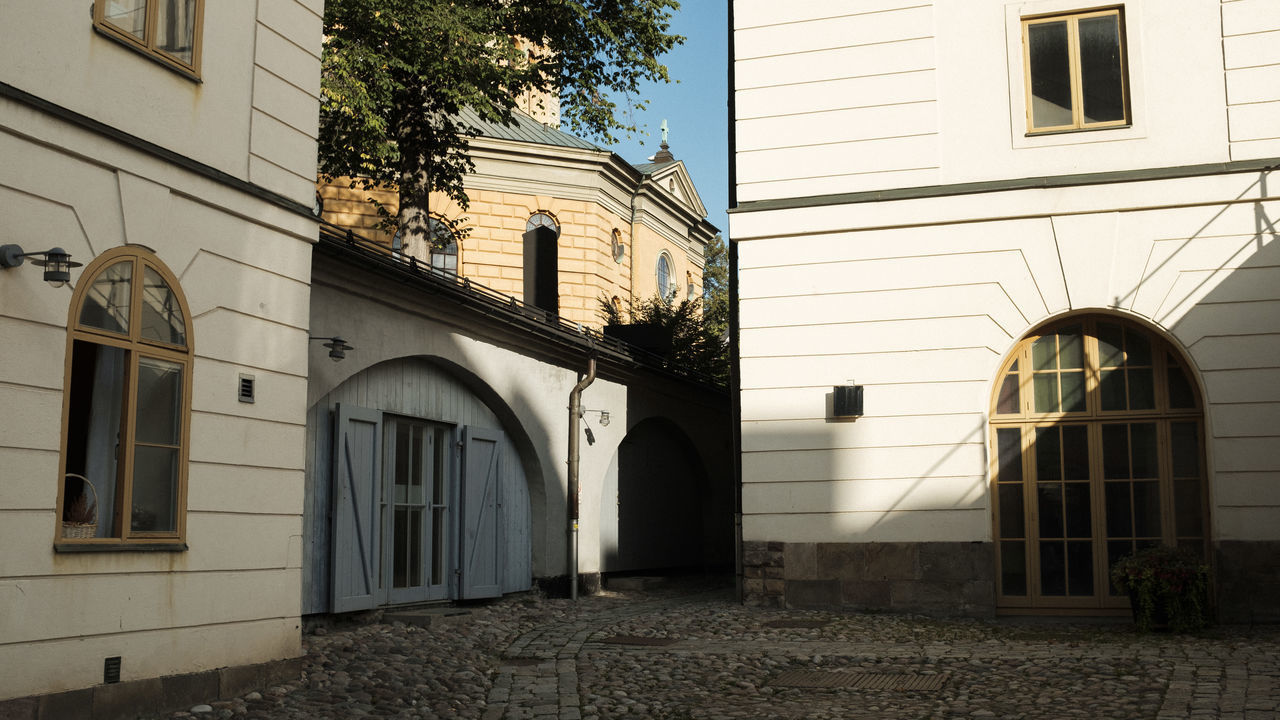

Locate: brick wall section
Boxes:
[743,541,995,617]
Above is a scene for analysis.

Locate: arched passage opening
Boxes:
[302,355,541,614]
[601,416,717,573]
[990,315,1209,612]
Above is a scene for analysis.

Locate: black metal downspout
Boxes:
[726,0,744,604]
[567,355,597,600]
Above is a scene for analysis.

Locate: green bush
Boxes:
[1110,546,1210,633]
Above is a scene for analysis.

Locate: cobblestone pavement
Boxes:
[154,576,1280,720]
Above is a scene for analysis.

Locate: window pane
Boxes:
[135,357,182,445]
[80,260,132,335]
[1061,371,1086,412]
[1032,335,1056,371]
[1001,541,1027,596]
[997,428,1023,484]
[999,484,1025,538]
[1059,327,1083,369]
[1097,323,1124,366]
[1064,482,1092,538]
[1127,368,1154,410]
[131,445,179,532]
[996,373,1020,414]
[1067,541,1094,596]
[1130,423,1158,478]
[393,506,408,588]
[1078,14,1125,124]
[1126,329,1151,366]
[1028,21,1073,128]
[1167,359,1195,408]
[1062,425,1089,480]
[155,0,198,65]
[1038,483,1064,538]
[103,0,147,39]
[1039,541,1066,595]
[1035,427,1061,481]
[1034,373,1059,413]
[1102,424,1129,479]
[1132,481,1161,537]
[64,341,127,538]
[140,267,187,346]
[1099,368,1126,411]
[1170,422,1199,478]
[1105,482,1132,537]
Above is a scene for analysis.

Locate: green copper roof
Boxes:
[460,107,604,152]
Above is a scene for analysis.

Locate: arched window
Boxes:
[58,247,192,545]
[523,212,559,314]
[428,217,458,273]
[656,252,675,299]
[990,316,1207,611]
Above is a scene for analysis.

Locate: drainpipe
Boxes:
[628,181,642,308]
[567,354,597,600]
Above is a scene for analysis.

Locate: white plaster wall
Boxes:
[307,281,630,580]
[0,98,314,703]
[733,0,1242,203]
[0,1,321,205]
[732,168,1280,545]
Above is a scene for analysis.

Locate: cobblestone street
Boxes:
[153,577,1280,720]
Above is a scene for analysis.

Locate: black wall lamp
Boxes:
[310,336,352,362]
[833,384,864,419]
[1,244,82,288]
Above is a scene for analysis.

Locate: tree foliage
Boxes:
[700,233,729,340]
[601,294,728,383]
[320,0,683,241]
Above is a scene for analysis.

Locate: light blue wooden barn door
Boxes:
[459,426,503,599]
[331,404,383,612]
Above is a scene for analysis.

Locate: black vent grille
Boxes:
[104,656,121,684]
[238,374,255,403]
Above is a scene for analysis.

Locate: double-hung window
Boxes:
[58,248,193,547]
[94,0,204,77]
[1022,8,1129,133]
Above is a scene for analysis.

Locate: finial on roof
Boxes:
[652,118,674,163]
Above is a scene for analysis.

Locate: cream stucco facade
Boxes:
[0,0,320,704]
[731,0,1280,618]
[319,116,714,330]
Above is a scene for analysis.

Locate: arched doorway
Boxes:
[990,316,1209,611]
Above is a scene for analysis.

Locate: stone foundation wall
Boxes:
[742,541,995,617]
[1216,541,1280,624]
[0,657,303,720]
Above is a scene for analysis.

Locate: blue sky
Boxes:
[603,2,729,238]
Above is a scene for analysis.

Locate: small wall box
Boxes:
[833,385,864,418]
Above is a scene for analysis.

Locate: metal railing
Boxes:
[315,221,726,390]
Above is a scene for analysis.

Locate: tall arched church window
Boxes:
[58,247,193,545]
[428,217,458,273]
[523,212,559,314]
[990,317,1207,611]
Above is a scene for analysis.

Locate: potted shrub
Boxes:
[1110,546,1210,633]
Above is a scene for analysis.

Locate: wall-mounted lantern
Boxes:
[833,384,864,419]
[1,244,82,287]
[310,335,353,362]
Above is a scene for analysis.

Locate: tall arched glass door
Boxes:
[991,317,1208,611]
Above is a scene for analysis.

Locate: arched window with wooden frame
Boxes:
[56,247,193,547]
[990,316,1207,612]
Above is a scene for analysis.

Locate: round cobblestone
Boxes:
[143,576,1279,720]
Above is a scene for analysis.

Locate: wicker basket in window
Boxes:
[62,473,98,539]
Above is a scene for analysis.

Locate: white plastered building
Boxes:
[730,0,1280,619]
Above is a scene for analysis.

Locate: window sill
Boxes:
[54,541,188,553]
[1025,124,1133,138]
